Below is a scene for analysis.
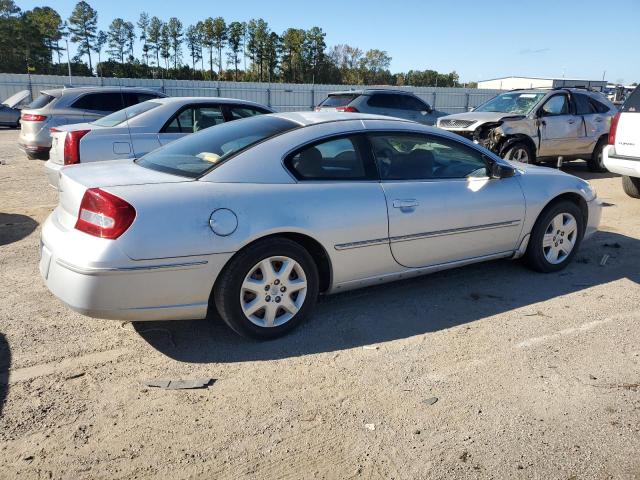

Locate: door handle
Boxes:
[393,199,419,209]
[567,119,576,124]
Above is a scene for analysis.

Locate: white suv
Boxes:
[604,86,640,198]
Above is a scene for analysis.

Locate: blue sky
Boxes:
[18,0,640,84]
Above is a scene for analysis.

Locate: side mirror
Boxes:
[488,158,516,179]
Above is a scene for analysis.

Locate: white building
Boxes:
[478,76,607,91]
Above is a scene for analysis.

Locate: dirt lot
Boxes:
[0,126,639,480]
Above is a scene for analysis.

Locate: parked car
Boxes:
[436,88,617,172]
[603,85,640,198]
[316,89,446,125]
[18,86,166,160]
[45,97,274,188]
[0,90,30,128]
[40,112,601,339]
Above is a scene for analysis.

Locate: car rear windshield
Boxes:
[319,94,359,107]
[92,101,161,127]
[474,92,546,115]
[136,115,299,178]
[621,86,640,113]
[27,93,56,109]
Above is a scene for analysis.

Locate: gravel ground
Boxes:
[0,127,639,480]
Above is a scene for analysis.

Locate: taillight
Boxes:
[75,188,136,239]
[64,130,90,165]
[608,112,620,145]
[21,113,47,122]
[336,106,359,113]
[314,107,321,112]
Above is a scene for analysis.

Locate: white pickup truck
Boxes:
[604,86,640,198]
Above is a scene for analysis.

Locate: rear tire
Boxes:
[525,200,584,273]
[587,138,608,172]
[622,176,640,199]
[503,142,535,164]
[213,238,319,339]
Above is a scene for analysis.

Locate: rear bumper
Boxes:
[40,211,234,321]
[18,142,50,159]
[44,160,62,188]
[603,145,640,177]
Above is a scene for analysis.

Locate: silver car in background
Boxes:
[18,86,166,159]
[437,88,617,171]
[45,97,274,188]
[40,112,601,339]
[0,90,30,128]
[316,88,447,125]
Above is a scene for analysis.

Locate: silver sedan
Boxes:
[40,112,602,339]
[45,97,274,188]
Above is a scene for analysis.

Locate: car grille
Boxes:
[439,119,475,129]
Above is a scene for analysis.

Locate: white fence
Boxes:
[0,73,503,114]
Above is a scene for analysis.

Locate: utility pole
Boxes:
[65,39,72,84]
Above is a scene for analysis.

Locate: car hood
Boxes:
[2,89,29,108]
[439,111,521,123]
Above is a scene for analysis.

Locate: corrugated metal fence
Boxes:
[0,73,502,114]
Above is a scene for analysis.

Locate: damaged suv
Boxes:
[436,88,617,171]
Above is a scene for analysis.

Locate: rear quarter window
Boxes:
[320,94,359,107]
[622,87,640,113]
[71,93,125,113]
[27,94,56,109]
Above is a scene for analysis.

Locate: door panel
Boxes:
[368,131,526,268]
[537,94,584,157]
[383,178,525,268]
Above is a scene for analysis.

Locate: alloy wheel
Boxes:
[542,213,578,264]
[240,256,308,328]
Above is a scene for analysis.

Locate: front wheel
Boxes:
[525,201,584,273]
[503,142,535,164]
[622,175,640,199]
[213,238,319,339]
[587,138,608,172]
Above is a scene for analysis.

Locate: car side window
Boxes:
[574,93,596,115]
[366,94,399,109]
[71,93,125,112]
[589,98,610,113]
[401,95,428,112]
[370,133,489,180]
[228,106,269,120]
[540,94,569,116]
[165,106,225,133]
[286,135,373,181]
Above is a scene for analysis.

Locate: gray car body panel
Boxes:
[41,113,601,321]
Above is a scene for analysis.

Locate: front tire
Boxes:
[503,142,535,164]
[622,175,640,199]
[587,137,608,172]
[213,238,319,339]
[525,200,584,273]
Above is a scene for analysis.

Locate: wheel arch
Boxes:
[217,231,333,294]
[536,191,588,233]
[499,134,537,158]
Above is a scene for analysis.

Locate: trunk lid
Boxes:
[2,89,30,108]
[56,160,193,230]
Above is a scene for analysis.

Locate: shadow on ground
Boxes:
[135,230,639,363]
[0,213,38,246]
[0,333,10,417]
[560,160,621,181]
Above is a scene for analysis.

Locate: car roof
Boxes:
[327,88,417,97]
[270,111,416,126]
[41,86,165,97]
[151,96,274,110]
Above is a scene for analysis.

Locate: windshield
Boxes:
[92,101,161,127]
[474,92,546,114]
[137,115,299,178]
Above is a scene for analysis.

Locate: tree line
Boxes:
[0,0,468,87]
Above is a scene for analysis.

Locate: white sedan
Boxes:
[40,112,601,339]
[44,97,274,188]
